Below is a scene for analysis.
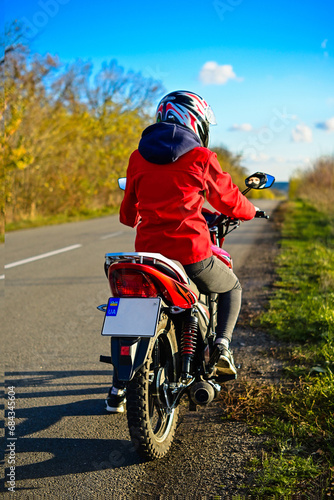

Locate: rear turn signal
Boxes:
[120,346,130,356]
[110,269,158,298]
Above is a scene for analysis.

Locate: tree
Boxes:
[1,22,164,229]
[211,146,248,189]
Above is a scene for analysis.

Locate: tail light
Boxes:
[110,268,158,298]
[107,262,197,308]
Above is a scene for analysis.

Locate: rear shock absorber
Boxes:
[181,314,198,379]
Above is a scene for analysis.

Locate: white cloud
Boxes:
[321,39,328,49]
[247,153,270,162]
[246,154,289,164]
[315,117,334,131]
[244,155,311,166]
[273,156,286,164]
[199,61,243,85]
[228,123,253,132]
[291,124,313,143]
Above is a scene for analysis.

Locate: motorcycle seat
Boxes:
[145,257,200,298]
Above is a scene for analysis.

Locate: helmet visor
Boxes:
[205,105,217,125]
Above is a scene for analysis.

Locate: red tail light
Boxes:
[110,269,158,298]
[108,262,197,308]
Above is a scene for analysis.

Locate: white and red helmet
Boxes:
[155,90,217,147]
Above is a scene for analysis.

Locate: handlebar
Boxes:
[254,210,269,219]
[203,208,269,242]
[203,210,269,227]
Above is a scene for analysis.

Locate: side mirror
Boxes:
[245,172,275,189]
[118,178,126,190]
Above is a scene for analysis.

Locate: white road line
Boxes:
[100,231,123,240]
[0,274,4,280]
[4,244,82,270]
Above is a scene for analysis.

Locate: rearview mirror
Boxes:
[118,178,126,190]
[245,172,275,189]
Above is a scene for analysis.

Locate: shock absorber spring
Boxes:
[181,315,198,377]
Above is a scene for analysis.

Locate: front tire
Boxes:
[126,315,180,460]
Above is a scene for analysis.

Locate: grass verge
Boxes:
[5,206,119,232]
[221,201,334,497]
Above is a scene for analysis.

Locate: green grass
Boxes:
[5,205,119,232]
[220,201,334,496]
[254,201,334,496]
[260,201,334,344]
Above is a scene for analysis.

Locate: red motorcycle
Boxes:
[99,172,275,460]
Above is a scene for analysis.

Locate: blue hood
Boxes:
[138,122,201,165]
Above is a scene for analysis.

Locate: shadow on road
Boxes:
[4,370,143,482]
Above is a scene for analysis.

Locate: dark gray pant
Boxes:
[184,256,242,343]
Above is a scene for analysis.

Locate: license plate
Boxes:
[101,297,161,337]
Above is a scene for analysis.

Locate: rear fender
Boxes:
[111,336,152,382]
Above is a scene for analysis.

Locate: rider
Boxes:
[106,90,257,413]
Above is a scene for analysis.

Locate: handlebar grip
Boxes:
[255,211,269,219]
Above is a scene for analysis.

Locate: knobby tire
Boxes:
[126,315,180,460]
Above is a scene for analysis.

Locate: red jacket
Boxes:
[120,123,256,266]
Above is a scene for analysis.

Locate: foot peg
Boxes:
[100,355,112,364]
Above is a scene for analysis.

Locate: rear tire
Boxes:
[126,315,180,460]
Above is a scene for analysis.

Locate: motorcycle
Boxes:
[98,171,275,460]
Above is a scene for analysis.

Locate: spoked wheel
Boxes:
[126,315,180,460]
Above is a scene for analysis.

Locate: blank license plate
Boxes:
[101,297,161,337]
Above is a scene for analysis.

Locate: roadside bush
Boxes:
[293,155,334,214]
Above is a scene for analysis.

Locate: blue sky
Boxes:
[4,0,334,181]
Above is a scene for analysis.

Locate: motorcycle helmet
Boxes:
[155,90,217,148]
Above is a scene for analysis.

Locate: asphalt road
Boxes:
[2,199,279,498]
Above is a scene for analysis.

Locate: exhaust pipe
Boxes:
[189,380,220,405]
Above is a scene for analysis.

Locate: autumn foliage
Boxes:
[1,24,163,235]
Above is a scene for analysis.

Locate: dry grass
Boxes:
[293,156,334,215]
